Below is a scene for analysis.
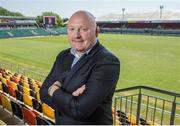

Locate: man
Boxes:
[40,10,120,125]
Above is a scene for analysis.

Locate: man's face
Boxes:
[67,13,97,54]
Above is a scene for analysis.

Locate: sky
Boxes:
[0,0,180,18]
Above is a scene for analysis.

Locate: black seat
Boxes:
[11,100,23,119]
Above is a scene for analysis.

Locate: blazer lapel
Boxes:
[63,41,104,89]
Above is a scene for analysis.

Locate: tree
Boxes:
[36,11,64,27]
[0,7,23,16]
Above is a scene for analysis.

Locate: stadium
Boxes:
[0,2,180,125]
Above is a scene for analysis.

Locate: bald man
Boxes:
[40,10,120,125]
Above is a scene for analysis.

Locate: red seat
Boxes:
[22,107,36,125]
[6,79,12,86]
[8,86,16,98]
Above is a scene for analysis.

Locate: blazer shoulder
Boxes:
[96,47,120,64]
[56,48,71,60]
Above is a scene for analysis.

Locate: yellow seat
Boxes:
[147,120,158,126]
[5,75,11,80]
[0,82,2,91]
[36,90,41,102]
[34,85,40,93]
[23,82,30,89]
[1,78,7,85]
[11,82,18,90]
[0,73,2,79]
[23,94,33,107]
[23,87,30,96]
[0,93,12,112]
[112,114,120,125]
[42,103,55,120]
[127,113,137,125]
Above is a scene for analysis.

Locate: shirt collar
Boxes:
[70,38,97,58]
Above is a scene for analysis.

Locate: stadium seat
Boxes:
[0,73,2,79]
[0,82,2,91]
[117,110,128,123]
[0,93,12,112]
[11,100,23,119]
[36,115,54,125]
[42,103,55,121]
[32,98,42,113]
[17,84,23,92]
[15,90,23,102]
[23,82,30,89]
[13,76,20,84]
[23,87,30,96]
[147,120,158,126]
[30,90,37,99]
[140,118,149,125]
[8,85,16,98]
[2,83,9,94]
[29,84,35,91]
[127,113,137,125]
[6,79,12,86]
[36,90,41,102]
[23,94,33,108]
[34,84,40,92]
[10,81,18,90]
[22,107,36,125]
[1,78,7,85]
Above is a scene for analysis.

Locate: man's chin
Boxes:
[76,49,85,52]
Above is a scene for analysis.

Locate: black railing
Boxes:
[114,86,180,125]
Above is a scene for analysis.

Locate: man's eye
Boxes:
[81,28,88,32]
[68,27,75,31]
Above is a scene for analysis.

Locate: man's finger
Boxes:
[72,85,86,96]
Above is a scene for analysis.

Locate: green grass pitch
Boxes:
[0,34,179,92]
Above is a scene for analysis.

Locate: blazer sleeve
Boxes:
[51,55,120,120]
[40,54,61,109]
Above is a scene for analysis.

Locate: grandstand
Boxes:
[0,15,37,29]
[1,15,180,38]
[0,16,67,38]
[97,20,180,36]
[0,65,180,125]
[0,67,55,125]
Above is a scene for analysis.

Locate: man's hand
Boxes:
[72,85,86,96]
[48,81,61,97]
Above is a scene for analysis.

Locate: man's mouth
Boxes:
[73,40,84,43]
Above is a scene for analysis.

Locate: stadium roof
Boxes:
[96,11,180,21]
[96,20,180,23]
[0,15,36,20]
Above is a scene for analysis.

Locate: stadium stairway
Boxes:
[0,28,50,38]
[0,107,23,125]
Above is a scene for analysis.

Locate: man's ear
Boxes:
[95,25,100,37]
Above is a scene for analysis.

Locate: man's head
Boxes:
[67,10,99,55]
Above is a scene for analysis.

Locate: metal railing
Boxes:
[0,60,46,82]
[114,86,180,125]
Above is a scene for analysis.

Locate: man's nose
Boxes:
[74,29,81,38]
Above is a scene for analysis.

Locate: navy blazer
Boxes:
[40,41,120,125]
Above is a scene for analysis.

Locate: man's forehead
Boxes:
[68,11,96,24]
[71,11,95,20]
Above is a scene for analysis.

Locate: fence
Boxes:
[0,60,46,82]
[100,28,180,36]
[114,86,180,125]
